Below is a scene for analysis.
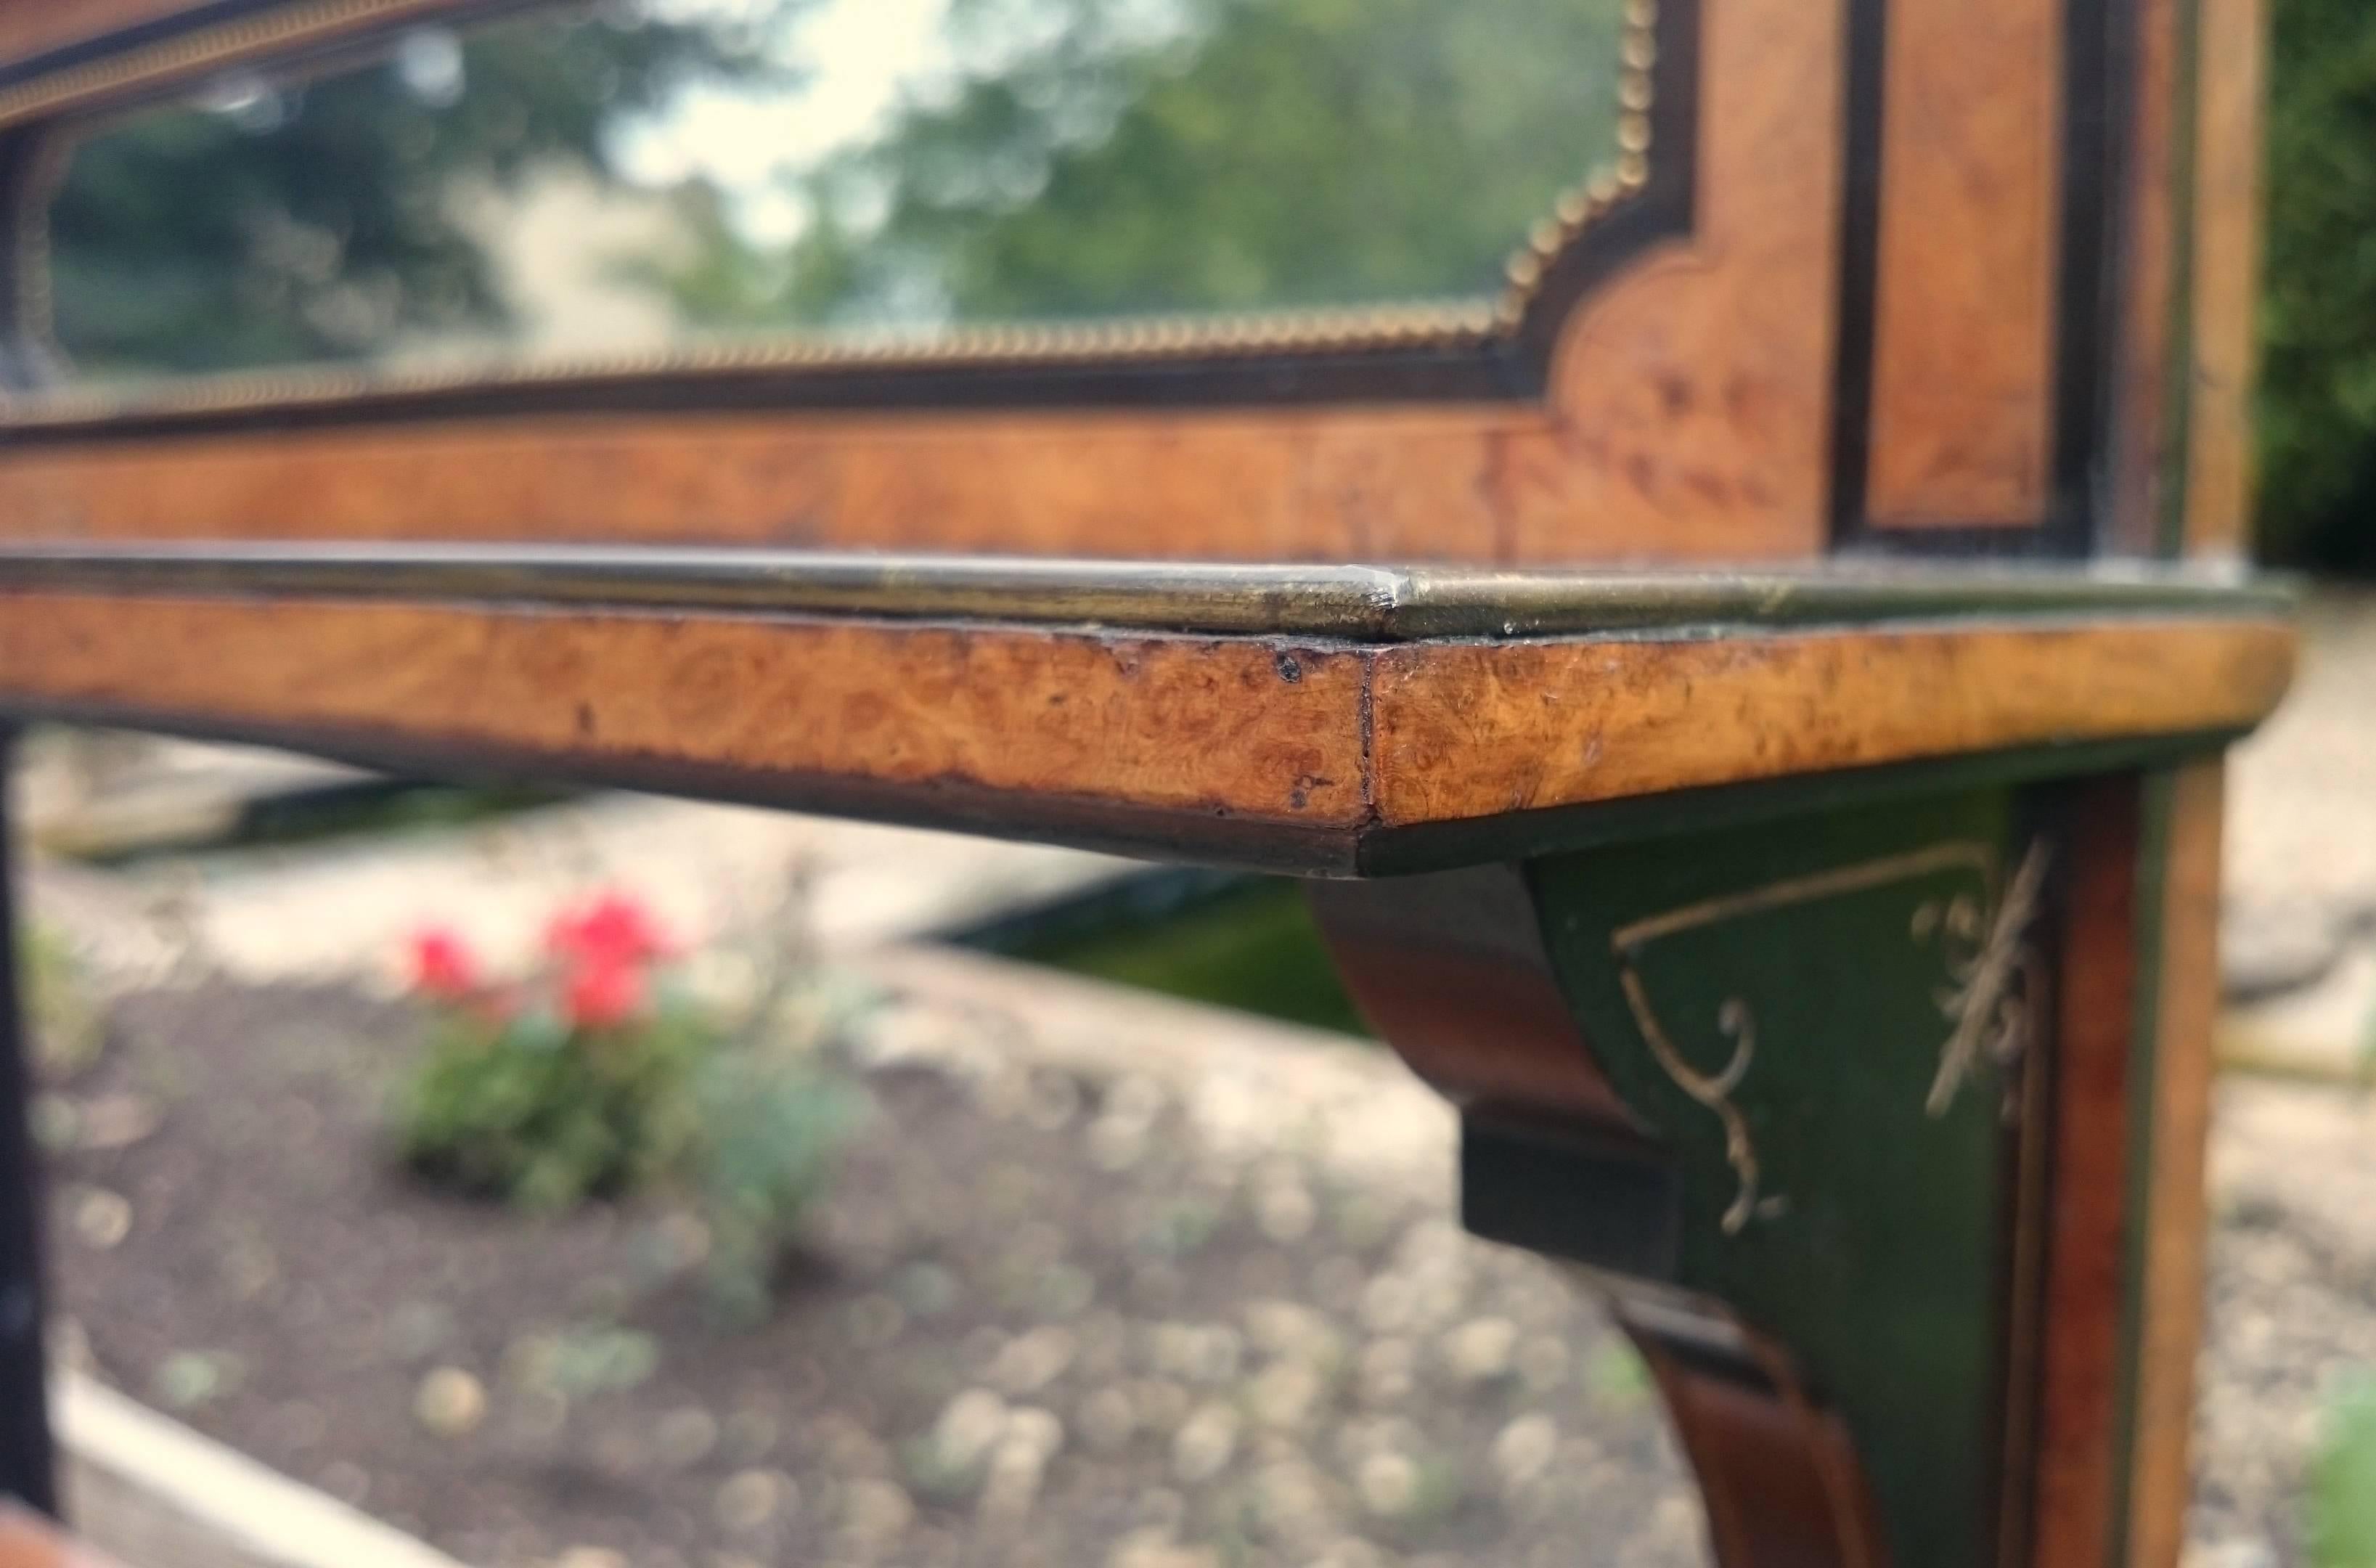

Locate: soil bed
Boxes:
[43,982,1702,1568]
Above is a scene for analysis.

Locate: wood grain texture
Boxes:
[0,595,2300,854]
[0,1507,115,1568]
[1623,1325,1885,1568]
[0,593,1370,835]
[1307,864,1638,1124]
[2029,776,2145,1568]
[1502,0,1841,560]
[0,0,1842,568]
[2126,761,2226,1568]
[2183,0,2266,558]
[1365,617,2297,825]
[1863,0,2062,526]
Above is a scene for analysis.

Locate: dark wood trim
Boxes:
[0,728,56,1516]
[2051,0,2131,556]
[2147,0,2208,559]
[0,337,1544,444]
[1824,0,1890,550]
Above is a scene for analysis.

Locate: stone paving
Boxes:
[2223,587,2376,1077]
[15,767,1138,990]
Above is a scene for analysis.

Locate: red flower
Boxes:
[545,891,672,970]
[563,957,647,1030]
[407,927,478,1000]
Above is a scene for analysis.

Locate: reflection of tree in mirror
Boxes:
[33,0,1627,383]
[40,5,800,377]
[668,0,1628,332]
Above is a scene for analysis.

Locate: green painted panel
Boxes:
[1530,790,2041,1568]
[982,876,1372,1039]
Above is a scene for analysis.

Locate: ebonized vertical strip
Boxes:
[2057,0,2131,552]
[0,727,56,1516]
[1825,0,1890,547]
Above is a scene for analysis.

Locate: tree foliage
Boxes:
[40,0,1628,375]
[42,4,783,377]
[2259,0,2376,570]
[666,0,1625,329]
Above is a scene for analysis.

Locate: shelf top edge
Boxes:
[0,542,2295,642]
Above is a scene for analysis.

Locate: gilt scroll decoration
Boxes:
[1611,838,2051,1236]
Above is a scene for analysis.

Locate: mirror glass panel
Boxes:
[28,0,1636,391]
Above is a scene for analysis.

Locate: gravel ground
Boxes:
[2221,589,2376,1074]
[2192,1079,2376,1566]
[27,970,2376,1568]
[43,981,1705,1568]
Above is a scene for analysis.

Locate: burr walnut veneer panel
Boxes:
[1864,0,2063,526]
[0,0,1841,567]
[0,591,2296,860]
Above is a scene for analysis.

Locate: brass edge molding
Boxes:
[0,299,1510,430]
[0,0,469,127]
[1494,0,1660,327]
[0,0,1657,428]
[0,546,2297,641]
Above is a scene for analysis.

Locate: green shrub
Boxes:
[393,892,865,1309]
[17,923,102,1079]
[693,1046,867,1319]
[2261,0,2376,571]
[394,897,703,1208]
[396,987,709,1212]
[2314,1371,2376,1568]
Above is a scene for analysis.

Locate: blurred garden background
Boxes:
[9,1,2376,1567]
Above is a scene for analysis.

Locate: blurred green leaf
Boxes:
[693,1048,866,1320]
[18,923,102,1079]
[2315,1371,2376,1568]
[1584,1339,1650,1412]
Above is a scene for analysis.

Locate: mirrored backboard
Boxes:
[14,0,1652,409]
